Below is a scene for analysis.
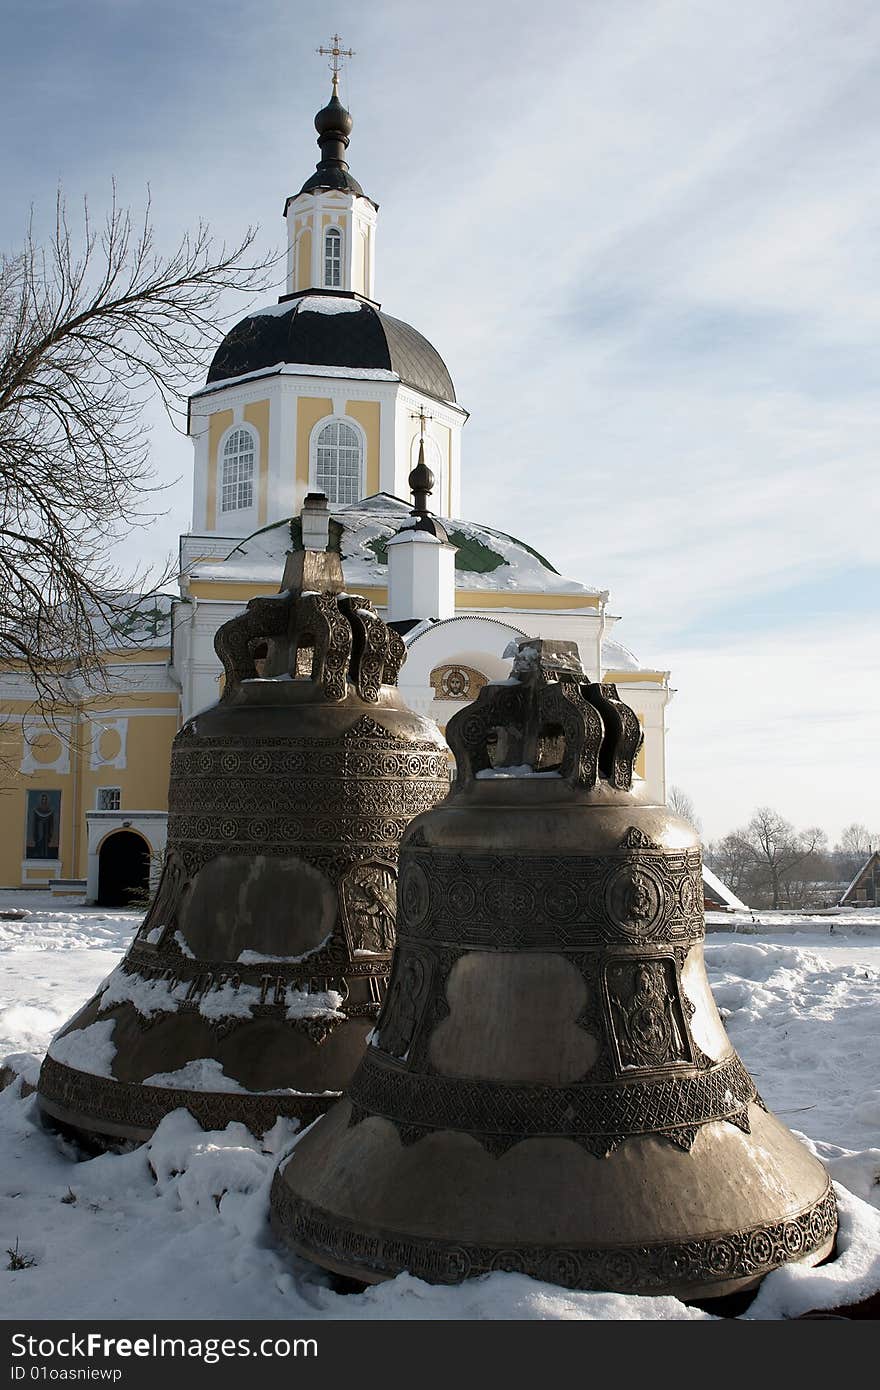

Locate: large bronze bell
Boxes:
[37,546,450,1149]
[271,638,837,1300]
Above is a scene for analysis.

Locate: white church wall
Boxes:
[625,687,668,805]
[451,608,605,681]
[177,598,243,720]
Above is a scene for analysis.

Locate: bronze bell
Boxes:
[37,547,450,1149]
[271,637,837,1301]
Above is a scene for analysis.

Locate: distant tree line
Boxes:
[667,789,876,909]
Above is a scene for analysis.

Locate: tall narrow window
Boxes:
[324,227,342,288]
[220,428,255,512]
[315,420,362,504]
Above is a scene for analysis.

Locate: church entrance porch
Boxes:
[96,830,150,907]
[85,811,167,905]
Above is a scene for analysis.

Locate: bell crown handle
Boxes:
[446,639,643,792]
[213,562,408,703]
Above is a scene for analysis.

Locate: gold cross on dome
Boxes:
[317,34,355,88]
[410,406,432,439]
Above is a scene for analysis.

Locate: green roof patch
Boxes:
[448,530,506,574]
[489,529,559,575]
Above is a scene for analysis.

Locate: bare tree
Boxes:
[704,831,753,897]
[667,784,701,832]
[0,189,274,708]
[832,822,877,890]
[836,823,875,857]
[740,807,823,910]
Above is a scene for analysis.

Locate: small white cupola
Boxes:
[283,61,378,300]
[387,423,457,622]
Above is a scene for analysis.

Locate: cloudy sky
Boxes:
[2,0,878,843]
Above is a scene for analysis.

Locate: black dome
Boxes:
[207,293,456,402]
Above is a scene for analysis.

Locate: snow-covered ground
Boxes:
[1,891,878,1320]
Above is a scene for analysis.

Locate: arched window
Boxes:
[324,227,342,288]
[315,420,362,504]
[220,428,255,513]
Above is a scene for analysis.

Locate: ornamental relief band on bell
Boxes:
[397,845,706,948]
[169,778,446,821]
[347,1050,757,1156]
[271,1180,837,1293]
[39,1056,334,1134]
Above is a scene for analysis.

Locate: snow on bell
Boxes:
[37,537,450,1149]
[271,638,837,1301]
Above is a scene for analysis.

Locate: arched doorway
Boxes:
[97,831,150,907]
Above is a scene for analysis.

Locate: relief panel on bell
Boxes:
[429,952,599,1084]
[177,854,337,962]
[339,862,396,957]
[135,851,189,948]
[603,956,695,1074]
[373,948,433,1063]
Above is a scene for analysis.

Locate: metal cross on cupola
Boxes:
[411,406,433,442]
[317,34,355,91]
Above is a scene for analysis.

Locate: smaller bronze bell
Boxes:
[271,638,836,1300]
[37,546,450,1149]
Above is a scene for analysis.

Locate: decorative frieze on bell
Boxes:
[271,637,837,1300]
[37,545,450,1149]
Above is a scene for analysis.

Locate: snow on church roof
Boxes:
[600,638,641,673]
[56,593,175,658]
[189,495,604,599]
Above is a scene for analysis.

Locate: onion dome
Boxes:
[299,79,365,198]
[206,293,456,403]
[407,439,449,541]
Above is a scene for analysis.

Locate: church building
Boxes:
[0,68,672,902]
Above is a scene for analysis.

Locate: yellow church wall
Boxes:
[186,580,389,606]
[187,581,278,602]
[90,717,176,808]
[604,669,668,685]
[244,400,271,526]
[345,400,380,494]
[0,723,28,885]
[0,722,78,885]
[297,229,312,289]
[97,649,172,665]
[456,591,601,611]
[206,409,234,529]
[185,578,598,614]
[296,398,333,491]
[0,691,180,884]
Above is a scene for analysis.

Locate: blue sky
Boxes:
[2,0,878,841]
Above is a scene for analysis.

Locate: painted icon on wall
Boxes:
[25,789,61,860]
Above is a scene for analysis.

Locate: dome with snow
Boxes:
[207,291,456,403]
[190,494,601,599]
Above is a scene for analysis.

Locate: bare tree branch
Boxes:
[0,188,276,717]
